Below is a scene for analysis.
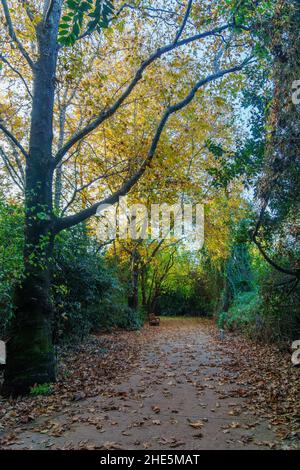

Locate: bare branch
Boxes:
[115,3,193,26]
[252,235,300,279]
[0,54,33,98]
[55,57,251,233]
[61,167,128,216]
[21,0,35,22]
[174,0,193,43]
[9,140,25,180]
[0,122,29,159]
[44,0,55,25]
[0,146,24,191]
[251,201,300,279]
[1,0,35,70]
[213,30,235,73]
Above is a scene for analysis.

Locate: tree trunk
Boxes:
[141,267,147,309]
[148,291,159,316]
[128,250,139,310]
[2,4,61,396]
[54,106,66,212]
[222,274,232,313]
[3,233,56,396]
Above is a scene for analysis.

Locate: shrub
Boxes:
[0,211,142,343]
[0,198,24,338]
[217,273,300,344]
[89,294,142,332]
[30,383,53,396]
[259,271,300,343]
[217,290,262,333]
[156,288,211,317]
[52,225,142,342]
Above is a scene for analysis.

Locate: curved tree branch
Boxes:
[54,22,234,167]
[174,0,193,43]
[252,234,299,278]
[251,200,300,279]
[0,122,29,159]
[44,0,55,26]
[1,0,35,70]
[55,57,251,233]
[0,146,24,191]
[0,54,33,98]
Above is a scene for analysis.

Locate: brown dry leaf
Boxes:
[230,421,241,429]
[73,391,86,401]
[152,419,161,425]
[188,419,204,429]
[193,432,203,439]
[101,441,124,450]
[151,405,160,414]
[170,439,185,448]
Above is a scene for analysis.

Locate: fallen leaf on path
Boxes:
[101,441,124,450]
[229,421,241,429]
[187,419,205,429]
[152,419,161,425]
[193,432,203,439]
[151,405,160,414]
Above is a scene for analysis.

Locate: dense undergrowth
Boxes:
[0,198,142,343]
[1,195,299,346]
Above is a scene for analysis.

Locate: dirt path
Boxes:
[3,318,279,450]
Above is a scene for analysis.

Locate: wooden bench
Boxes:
[149,314,160,326]
[0,340,6,369]
[292,340,300,367]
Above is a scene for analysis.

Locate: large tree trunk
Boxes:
[3,233,56,396]
[2,4,61,396]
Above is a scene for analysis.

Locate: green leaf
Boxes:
[73,22,80,36]
[80,1,92,12]
[67,0,79,9]
[59,0,115,46]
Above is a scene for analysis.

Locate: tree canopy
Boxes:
[0,0,299,405]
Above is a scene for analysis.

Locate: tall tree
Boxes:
[0,0,256,395]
